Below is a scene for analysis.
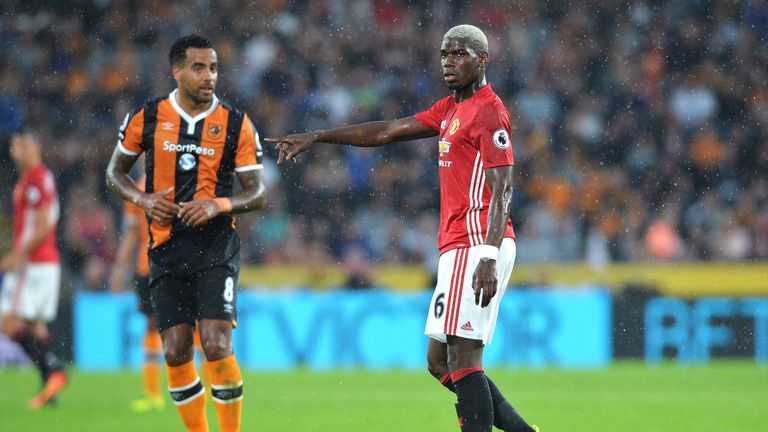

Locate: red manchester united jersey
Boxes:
[12,164,60,263]
[414,84,515,254]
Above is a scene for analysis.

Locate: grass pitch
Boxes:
[1,361,766,431]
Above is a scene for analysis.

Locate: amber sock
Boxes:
[143,331,163,398]
[206,355,243,432]
[167,361,208,432]
[193,329,210,389]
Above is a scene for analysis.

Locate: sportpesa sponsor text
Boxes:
[163,141,215,156]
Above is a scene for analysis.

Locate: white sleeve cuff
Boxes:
[234,164,263,172]
[476,244,499,261]
[117,142,139,156]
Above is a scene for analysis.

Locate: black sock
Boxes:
[442,374,533,432]
[486,376,534,432]
[17,332,63,382]
[453,370,493,432]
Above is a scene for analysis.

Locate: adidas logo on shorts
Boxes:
[460,321,473,332]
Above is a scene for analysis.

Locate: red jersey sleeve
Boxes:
[473,104,514,168]
[234,114,263,173]
[414,97,452,132]
[26,169,56,209]
[117,109,144,156]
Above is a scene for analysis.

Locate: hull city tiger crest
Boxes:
[208,124,223,140]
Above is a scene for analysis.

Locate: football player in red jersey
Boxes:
[267,25,538,432]
[1,130,68,409]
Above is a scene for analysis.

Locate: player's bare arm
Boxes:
[106,150,179,226]
[178,169,267,227]
[0,204,54,271]
[265,116,437,164]
[472,165,514,308]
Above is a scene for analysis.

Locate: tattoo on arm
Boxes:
[484,166,514,248]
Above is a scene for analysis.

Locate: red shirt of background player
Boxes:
[12,164,60,263]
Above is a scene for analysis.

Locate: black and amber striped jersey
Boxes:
[116,90,262,254]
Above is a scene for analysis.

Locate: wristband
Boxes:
[214,197,233,213]
[476,244,499,261]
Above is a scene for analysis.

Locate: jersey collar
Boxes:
[169,88,220,135]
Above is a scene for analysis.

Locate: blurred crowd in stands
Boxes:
[1,0,767,291]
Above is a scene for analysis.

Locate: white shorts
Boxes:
[425,238,516,345]
[0,263,61,322]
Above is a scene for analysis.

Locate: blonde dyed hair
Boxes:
[443,24,489,55]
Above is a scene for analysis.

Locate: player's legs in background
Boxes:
[1,314,67,408]
[132,274,165,411]
[199,319,242,432]
[131,313,165,412]
[27,320,67,407]
[1,265,67,408]
[163,323,208,432]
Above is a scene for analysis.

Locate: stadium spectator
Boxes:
[0,0,765,286]
[62,179,116,290]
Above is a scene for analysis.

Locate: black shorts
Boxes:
[150,253,240,332]
[135,274,152,315]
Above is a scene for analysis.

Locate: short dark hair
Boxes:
[169,34,214,67]
[12,128,41,144]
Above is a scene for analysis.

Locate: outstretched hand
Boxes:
[264,133,317,164]
[138,187,179,226]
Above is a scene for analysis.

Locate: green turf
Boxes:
[1,361,766,431]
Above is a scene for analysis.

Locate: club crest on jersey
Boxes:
[208,124,223,140]
[493,129,510,150]
[449,118,460,135]
[439,140,451,156]
[25,186,41,204]
[179,153,196,171]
